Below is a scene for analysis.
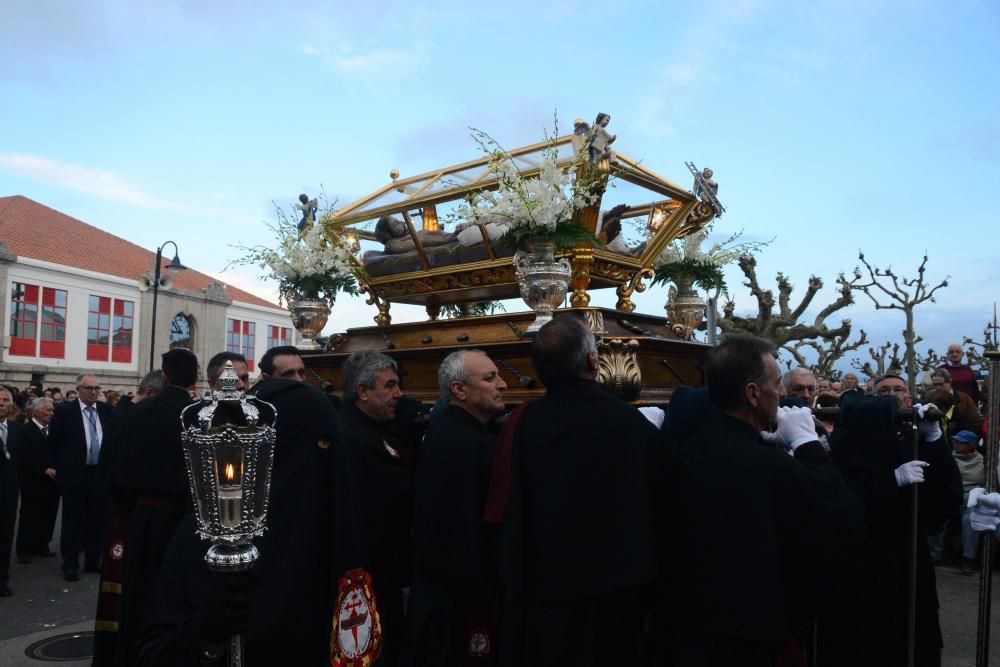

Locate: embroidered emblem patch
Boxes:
[469,629,492,657]
[330,568,382,667]
[109,541,125,560]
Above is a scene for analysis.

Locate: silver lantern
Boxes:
[180,361,277,665]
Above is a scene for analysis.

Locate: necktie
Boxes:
[86,407,100,465]
[0,421,8,460]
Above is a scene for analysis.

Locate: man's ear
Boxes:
[356,384,369,402]
[586,350,600,374]
[450,380,467,402]
[745,382,760,409]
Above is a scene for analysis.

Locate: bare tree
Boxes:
[847,252,949,393]
[718,255,862,369]
[852,341,904,380]
[785,328,870,379]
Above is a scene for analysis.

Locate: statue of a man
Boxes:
[297,194,318,232]
[588,113,616,164]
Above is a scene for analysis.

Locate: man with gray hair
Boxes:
[783,367,818,407]
[338,349,411,665]
[406,350,506,663]
[929,367,983,435]
[15,396,58,564]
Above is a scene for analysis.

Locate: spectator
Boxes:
[937,343,982,404]
[951,430,985,574]
[930,368,983,435]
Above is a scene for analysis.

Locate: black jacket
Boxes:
[50,400,114,488]
[16,420,55,498]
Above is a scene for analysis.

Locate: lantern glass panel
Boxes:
[215,444,245,529]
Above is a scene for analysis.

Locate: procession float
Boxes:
[278,114,728,405]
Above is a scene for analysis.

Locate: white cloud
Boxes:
[329,47,425,76]
[0,153,178,210]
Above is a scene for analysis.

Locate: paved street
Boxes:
[3,508,1000,665]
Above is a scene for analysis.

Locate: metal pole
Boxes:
[907,416,919,667]
[706,296,718,346]
[976,346,1000,667]
[148,246,163,372]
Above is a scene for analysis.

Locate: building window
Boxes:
[112,299,134,363]
[226,318,257,372]
[266,325,291,350]
[39,287,67,359]
[88,295,133,363]
[9,282,39,356]
[170,313,194,350]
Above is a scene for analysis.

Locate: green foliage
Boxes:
[652,258,728,293]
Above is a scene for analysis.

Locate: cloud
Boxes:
[329,47,423,75]
[0,153,180,208]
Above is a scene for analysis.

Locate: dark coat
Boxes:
[669,411,864,647]
[405,404,498,666]
[50,400,114,489]
[103,386,193,667]
[829,411,963,667]
[338,402,414,666]
[1,420,21,511]
[499,378,661,666]
[16,420,54,498]
[135,379,369,666]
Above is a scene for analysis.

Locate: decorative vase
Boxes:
[665,276,705,338]
[289,297,331,350]
[514,238,571,333]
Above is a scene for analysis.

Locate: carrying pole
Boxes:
[907,413,919,667]
[976,332,1000,667]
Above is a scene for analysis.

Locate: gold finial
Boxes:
[390,169,399,182]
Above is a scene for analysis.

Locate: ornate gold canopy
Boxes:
[321,132,718,326]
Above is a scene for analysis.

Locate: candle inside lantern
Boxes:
[216,453,244,529]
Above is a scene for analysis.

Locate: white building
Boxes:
[0,195,295,391]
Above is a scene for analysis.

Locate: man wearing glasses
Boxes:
[50,373,114,581]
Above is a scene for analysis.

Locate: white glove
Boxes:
[913,403,943,443]
[894,460,929,486]
[760,406,817,451]
[638,406,665,429]
[968,488,1000,533]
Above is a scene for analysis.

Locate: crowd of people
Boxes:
[0,328,993,666]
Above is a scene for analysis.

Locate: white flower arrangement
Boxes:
[653,223,771,294]
[231,202,358,306]
[454,126,602,250]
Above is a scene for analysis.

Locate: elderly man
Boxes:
[669,335,862,666]
[783,367,818,406]
[338,350,412,666]
[406,350,506,665]
[929,367,983,436]
[259,345,306,382]
[498,315,662,666]
[937,343,981,404]
[829,375,961,667]
[50,373,115,581]
[15,397,58,563]
[0,388,23,596]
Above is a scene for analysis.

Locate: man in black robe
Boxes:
[405,349,506,666]
[338,350,413,666]
[828,375,962,667]
[135,376,373,665]
[94,348,198,666]
[498,315,662,666]
[668,333,863,667]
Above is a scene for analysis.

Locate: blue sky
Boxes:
[2,0,997,373]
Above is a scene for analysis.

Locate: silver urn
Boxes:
[289,297,331,350]
[514,239,571,333]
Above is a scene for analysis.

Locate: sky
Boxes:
[2,0,998,374]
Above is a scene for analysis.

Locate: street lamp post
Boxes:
[148,241,185,372]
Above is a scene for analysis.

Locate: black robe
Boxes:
[828,406,962,667]
[668,410,864,667]
[338,402,414,667]
[96,386,193,667]
[135,379,369,666]
[404,404,498,666]
[499,378,661,667]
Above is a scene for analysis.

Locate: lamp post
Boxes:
[148,241,185,372]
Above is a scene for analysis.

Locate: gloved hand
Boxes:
[968,488,1000,533]
[638,406,665,429]
[894,460,929,486]
[913,403,943,443]
[760,406,817,451]
[196,570,252,645]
